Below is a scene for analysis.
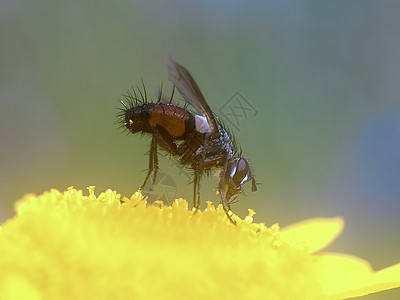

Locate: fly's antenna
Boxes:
[251,176,258,192]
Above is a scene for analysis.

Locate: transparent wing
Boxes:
[167,57,218,133]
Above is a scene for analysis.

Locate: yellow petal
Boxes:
[280,217,344,253]
[316,254,400,298]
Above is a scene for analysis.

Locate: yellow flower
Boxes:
[0,187,399,299]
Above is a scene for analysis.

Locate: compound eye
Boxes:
[232,157,250,187]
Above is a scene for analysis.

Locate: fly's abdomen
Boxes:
[123,103,195,139]
[148,104,195,139]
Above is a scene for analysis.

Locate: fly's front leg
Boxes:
[221,195,235,225]
[220,189,236,225]
[218,163,236,225]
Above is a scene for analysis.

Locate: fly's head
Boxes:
[219,156,258,206]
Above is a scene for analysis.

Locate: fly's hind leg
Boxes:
[140,135,159,199]
[140,125,177,200]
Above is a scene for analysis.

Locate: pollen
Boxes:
[0,187,399,299]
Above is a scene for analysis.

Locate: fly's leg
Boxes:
[148,137,159,194]
[192,133,207,215]
[220,187,236,225]
[153,125,177,155]
[218,164,237,225]
[192,171,201,214]
[140,135,158,198]
[140,125,177,201]
[222,199,236,225]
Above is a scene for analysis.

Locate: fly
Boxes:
[118,57,257,224]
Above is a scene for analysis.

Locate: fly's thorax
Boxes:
[176,129,233,171]
[218,126,236,157]
[194,115,213,133]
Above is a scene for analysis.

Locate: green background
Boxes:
[1,1,399,298]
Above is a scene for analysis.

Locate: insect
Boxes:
[118,57,257,224]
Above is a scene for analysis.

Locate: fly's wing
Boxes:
[167,57,219,133]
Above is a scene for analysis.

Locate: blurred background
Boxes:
[1,1,399,298]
